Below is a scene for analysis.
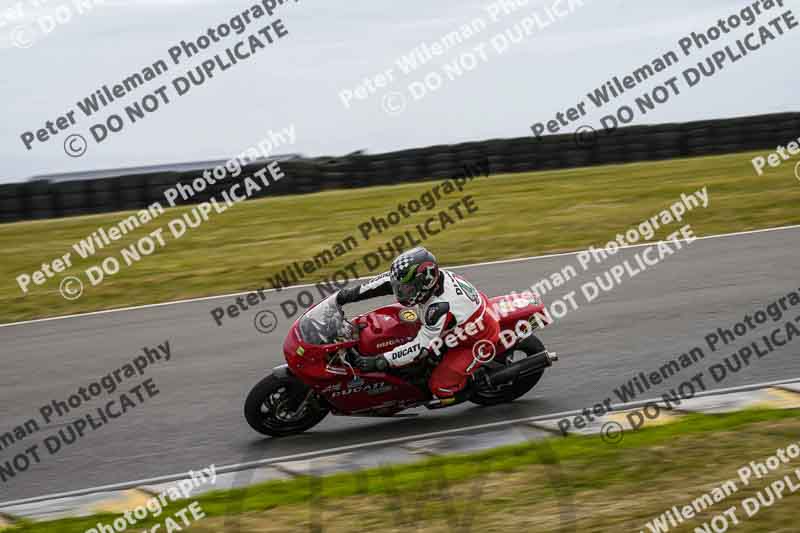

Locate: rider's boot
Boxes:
[424,368,490,409]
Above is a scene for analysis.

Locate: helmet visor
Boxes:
[391,278,417,306]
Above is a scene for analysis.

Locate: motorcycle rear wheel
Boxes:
[244,373,329,437]
[469,335,546,406]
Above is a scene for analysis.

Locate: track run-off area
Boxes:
[1,225,799,502]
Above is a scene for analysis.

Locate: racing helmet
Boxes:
[389,247,440,306]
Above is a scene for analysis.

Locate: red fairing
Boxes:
[354,303,421,355]
[487,293,550,330]
[282,304,427,415]
[279,292,548,416]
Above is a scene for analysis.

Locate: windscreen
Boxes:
[298,295,349,345]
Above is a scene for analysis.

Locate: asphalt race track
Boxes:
[1,226,799,502]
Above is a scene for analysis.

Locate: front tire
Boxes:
[244,373,329,437]
[469,335,546,406]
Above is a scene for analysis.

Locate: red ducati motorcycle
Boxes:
[245,292,558,437]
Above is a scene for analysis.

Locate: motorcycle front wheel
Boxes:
[244,373,329,437]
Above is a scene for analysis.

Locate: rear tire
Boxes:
[244,373,329,437]
[469,335,546,406]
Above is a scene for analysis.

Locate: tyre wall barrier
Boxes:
[1,112,798,223]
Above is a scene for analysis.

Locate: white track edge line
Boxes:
[2,223,799,328]
[2,375,799,509]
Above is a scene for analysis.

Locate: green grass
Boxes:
[1,150,798,323]
[8,408,800,532]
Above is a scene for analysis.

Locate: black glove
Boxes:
[351,351,389,372]
[336,286,359,307]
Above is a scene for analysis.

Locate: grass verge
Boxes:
[7,408,800,532]
[1,150,798,323]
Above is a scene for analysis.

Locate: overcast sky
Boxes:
[1,0,798,184]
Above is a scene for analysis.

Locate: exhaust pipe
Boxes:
[484,350,558,386]
[425,351,558,409]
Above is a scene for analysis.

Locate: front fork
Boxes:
[271,364,325,413]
